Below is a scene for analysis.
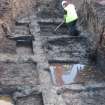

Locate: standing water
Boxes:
[62,64,85,84]
[50,64,105,86]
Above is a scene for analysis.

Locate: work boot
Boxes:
[71,30,80,36]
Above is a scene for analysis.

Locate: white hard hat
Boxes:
[62,1,67,8]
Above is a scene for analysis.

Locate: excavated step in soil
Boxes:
[16,41,33,56]
[9,20,34,58]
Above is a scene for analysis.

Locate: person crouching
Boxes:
[62,0,79,36]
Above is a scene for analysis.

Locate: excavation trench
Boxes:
[39,22,91,63]
[37,15,105,105]
[38,21,105,87]
[0,13,104,105]
[0,0,104,104]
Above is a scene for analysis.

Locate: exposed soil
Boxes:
[16,41,33,56]
[0,38,16,54]
[0,62,39,85]
[16,94,44,105]
[39,21,92,64]
[0,0,105,105]
[63,89,105,105]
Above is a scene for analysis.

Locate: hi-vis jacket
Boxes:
[64,4,78,23]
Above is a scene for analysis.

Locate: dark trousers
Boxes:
[67,19,79,36]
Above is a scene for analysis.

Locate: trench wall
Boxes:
[78,0,105,70]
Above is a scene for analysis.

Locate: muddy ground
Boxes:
[0,0,105,105]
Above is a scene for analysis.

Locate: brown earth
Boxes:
[0,0,104,105]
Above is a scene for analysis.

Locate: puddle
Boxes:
[62,64,85,84]
[0,96,13,105]
[50,64,85,86]
[50,64,105,86]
